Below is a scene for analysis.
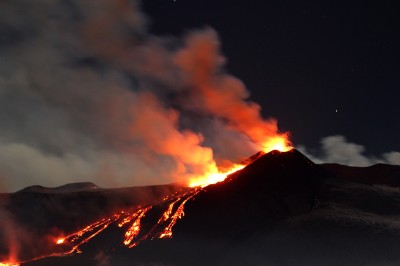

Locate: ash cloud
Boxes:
[0,0,281,192]
[298,135,400,166]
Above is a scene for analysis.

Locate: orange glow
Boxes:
[118,211,135,228]
[53,213,122,255]
[160,198,181,223]
[260,134,292,153]
[158,190,200,238]
[10,135,292,263]
[0,249,19,266]
[0,263,20,266]
[188,163,245,188]
[0,25,298,265]
[123,207,152,247]
[188,134,292,188]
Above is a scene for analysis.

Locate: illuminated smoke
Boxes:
[174,29,283,148]
[0,0,289,192]
[127,92,217,183]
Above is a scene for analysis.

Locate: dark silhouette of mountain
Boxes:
[0,183,184,262]
[18,182,100,193]
[2,149,400,265]
[321,163,400,186]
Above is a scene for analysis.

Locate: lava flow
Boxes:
[1,135,291,265]
[54,188,203,250]
[49,135,291,255]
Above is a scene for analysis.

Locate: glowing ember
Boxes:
[0,263,20,266]
[160,198,181,223]
[118,211,136,228]
[260,134,292,153]
[123,207,152,247]
[188,164,245,188]
[51,213,123,256]
[158,190,200,238]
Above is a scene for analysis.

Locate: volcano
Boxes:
[1,149,400,265]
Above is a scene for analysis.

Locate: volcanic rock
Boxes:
[3,149,400,266]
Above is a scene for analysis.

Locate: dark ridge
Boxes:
[239,150,265,165]
[10,149,400,266]
[2,183,184,236]
[173,149,323,239]
[320,163,400,187]
[18,182,100,194]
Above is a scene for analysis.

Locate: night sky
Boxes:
[142,0,399,155]
[0,0,399,191]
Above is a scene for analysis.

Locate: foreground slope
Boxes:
[2,149,400,265]
[0,183,183,262]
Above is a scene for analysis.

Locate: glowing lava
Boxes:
[188,163,245,188]
[6,137,291,264]
[188,134,292,188]
[123,206,152,247]
[260,134,292,153]
[157,190,200,239]
[0,262,20,266]
[0,254,19,266]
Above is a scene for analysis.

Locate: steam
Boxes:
[0,0,285,192]
[298,135,400,166]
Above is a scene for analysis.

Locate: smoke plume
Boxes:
[298,135,400,166]
[174,30,280,146]
[0,0,286,192]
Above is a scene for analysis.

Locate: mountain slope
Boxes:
[2,149,400,265]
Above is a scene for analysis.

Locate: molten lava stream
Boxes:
[14,134,292,264]
[158,189,200,239]
[123,206,152,247]
[55,212,122,254]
